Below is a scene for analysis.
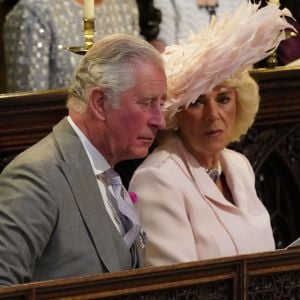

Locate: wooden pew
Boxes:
[0,88,67,171]
[1,67,300,249]
[0,247,299,299]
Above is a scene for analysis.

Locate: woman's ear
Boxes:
[89,86,106,121]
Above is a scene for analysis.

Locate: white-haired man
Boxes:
[0,34,167,285]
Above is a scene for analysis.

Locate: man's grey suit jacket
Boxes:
[0,118,141,285]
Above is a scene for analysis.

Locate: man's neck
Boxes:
[69,111,117,166]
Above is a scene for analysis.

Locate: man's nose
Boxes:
[149,102,166,129]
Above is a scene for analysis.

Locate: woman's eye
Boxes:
[216,94,231,104]
[190,98,205,107]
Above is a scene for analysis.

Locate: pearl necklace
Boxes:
[203,161,222,182]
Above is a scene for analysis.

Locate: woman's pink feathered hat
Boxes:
[163,2,296,115]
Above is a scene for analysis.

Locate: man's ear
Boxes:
[89,86,106,121]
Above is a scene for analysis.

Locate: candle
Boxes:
[84,0,94,19]
[268,0,280,6]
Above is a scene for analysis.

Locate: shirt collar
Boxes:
[67,116,111,175]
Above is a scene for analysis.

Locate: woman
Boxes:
[129,2,294,266]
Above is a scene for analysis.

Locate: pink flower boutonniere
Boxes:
[129,192,138,205]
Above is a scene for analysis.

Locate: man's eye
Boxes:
[136,100,152,111]
[137,101,151,107]
[136,98,167,112]
[139,102,151,107]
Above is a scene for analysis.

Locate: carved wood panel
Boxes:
[248,270,300,299]
[231,123,300,248]
[105,280,233,300]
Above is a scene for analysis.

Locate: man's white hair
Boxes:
[67,33,164,113]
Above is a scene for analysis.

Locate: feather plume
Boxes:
[163,2,296,113]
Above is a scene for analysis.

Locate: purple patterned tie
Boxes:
[104,168,141,248]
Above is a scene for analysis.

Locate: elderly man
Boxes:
[0,34,167,285]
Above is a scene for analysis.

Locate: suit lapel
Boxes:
[53,118,132,272]
[220,150,250,211]
[179,146,249,210]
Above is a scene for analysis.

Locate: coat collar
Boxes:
[168,136,248,210]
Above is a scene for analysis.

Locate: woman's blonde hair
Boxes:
[226,71,259,142]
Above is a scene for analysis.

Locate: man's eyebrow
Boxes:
[139,94,167,101]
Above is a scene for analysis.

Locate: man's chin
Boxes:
[126,147,149,160]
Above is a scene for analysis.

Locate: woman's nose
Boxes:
[205,100,220,121]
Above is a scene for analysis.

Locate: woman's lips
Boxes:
[205,129,223,136]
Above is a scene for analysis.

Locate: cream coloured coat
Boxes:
[129,137,275,266]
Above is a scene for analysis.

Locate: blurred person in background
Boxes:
[3,0,139,92]
[151,0,245,52]
[277,0,300,65]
